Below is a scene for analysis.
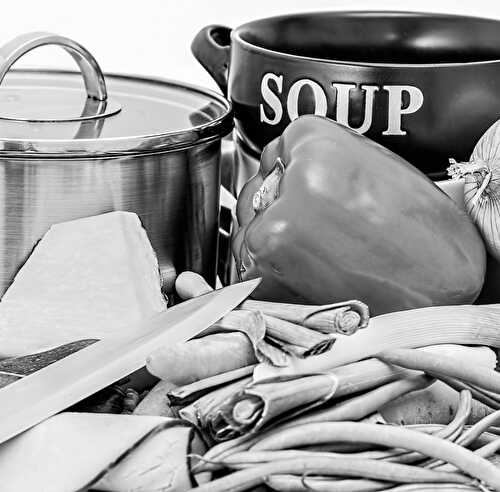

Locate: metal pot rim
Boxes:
[0,70,233,157]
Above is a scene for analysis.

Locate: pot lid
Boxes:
[0,32,232,157]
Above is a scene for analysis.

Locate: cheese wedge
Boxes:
[0,211,167,357]
[0,413,206,492]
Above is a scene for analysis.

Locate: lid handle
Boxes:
[0,32,107,101]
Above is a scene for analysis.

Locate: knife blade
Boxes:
[0,278,260,445]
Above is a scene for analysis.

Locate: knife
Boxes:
[0,278,260,445]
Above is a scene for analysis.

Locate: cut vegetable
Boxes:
[176,270,214,299]
[380,346,496,425]
[437,375,500,410]
[180,376,253,431]
[285,375,432,427]
[381,381,494,425]
[0,212,167,357]
[203,357,420,441]
[243,299,369,335]
[208,374,338,441]
[377,348,500,394]
[133,380,178,418]
[262,315,335,356]
[146,332,258,385]
[254,305,500,379]
[376,390,472,466]
[175,273,289,367]
[206,310,289,366]
[175,271,369,335]
[169,365,256,406]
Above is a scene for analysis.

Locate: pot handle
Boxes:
[0,31,107,101]
[191,25,231,96]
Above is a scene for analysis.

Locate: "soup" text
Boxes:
[259,72,424,136]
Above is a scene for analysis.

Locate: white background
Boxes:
[2,0,500,94]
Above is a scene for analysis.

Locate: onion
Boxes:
[448,119,500,260]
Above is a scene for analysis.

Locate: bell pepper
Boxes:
[232,115,485,315]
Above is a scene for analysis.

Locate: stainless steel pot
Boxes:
[0,32,233,297]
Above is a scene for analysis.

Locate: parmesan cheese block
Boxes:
[0,413,206,492]
[0,211,167,357]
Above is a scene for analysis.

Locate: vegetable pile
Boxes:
[5,114,500,492]
[125,271,500,492]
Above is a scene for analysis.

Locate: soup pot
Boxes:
[0,32,232,297]
[192,11,500,178]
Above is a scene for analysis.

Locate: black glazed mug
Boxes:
[193,11,500,177]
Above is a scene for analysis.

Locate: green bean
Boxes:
[188,456,472,492]
[287,375,432,427]
[200,391,470,472]
[265,474,388,492]
[431,414,500,471]
[456,410,500,448]
[382,390,472,464]
[384,485,480,491]
[249,422,500,490]
[376,349,500,395]
[434,375,500,410]
[472,438,500,459]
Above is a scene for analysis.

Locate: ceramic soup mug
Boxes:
[193,11,500,178]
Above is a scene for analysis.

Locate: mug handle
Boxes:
[191,25,232,96]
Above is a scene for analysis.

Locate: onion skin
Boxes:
[448,118,500,261]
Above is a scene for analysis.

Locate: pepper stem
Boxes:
[252,157,285,213]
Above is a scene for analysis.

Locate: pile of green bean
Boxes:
[187,348,500,492]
